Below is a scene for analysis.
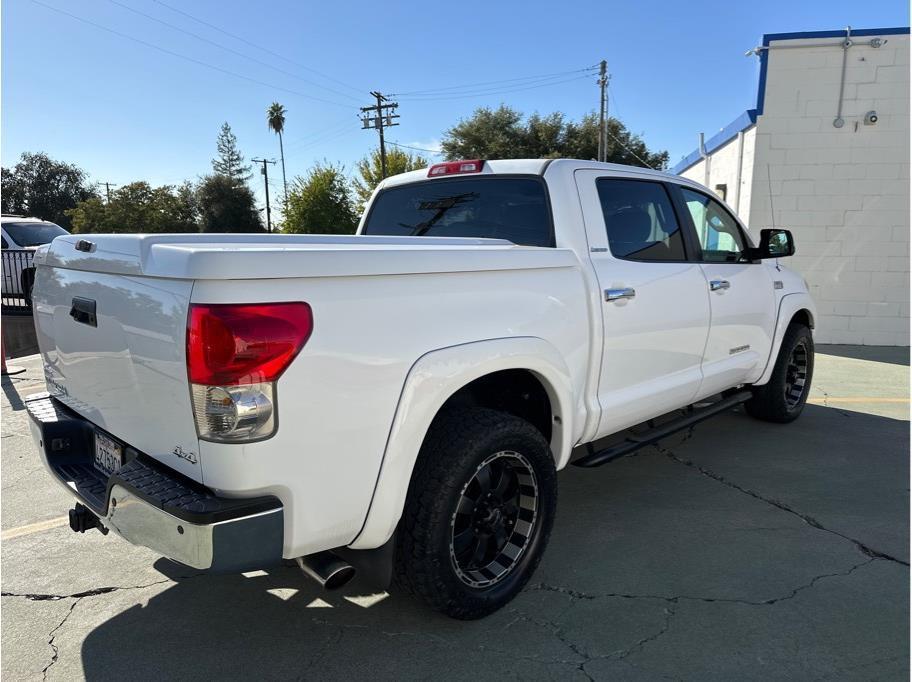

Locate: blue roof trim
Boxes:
[671,109,757,175]
[675,25,909,175]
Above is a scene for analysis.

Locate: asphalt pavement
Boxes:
[1,346,908,680]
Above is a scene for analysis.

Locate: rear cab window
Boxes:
[362,177,553,247]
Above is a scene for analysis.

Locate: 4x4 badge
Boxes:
[172,445,198,464]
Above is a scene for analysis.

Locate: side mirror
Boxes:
[749,228,795,259]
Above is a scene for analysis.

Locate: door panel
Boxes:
[677,187,777,396]
[575,170,711,438]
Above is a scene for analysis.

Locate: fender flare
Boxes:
[755,292,817,386]
[349,336,575,550]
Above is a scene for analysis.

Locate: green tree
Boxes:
[211,122,251,182]
[267,102,288,205]
[352,147,427,210]
[441,106,668,170]
[1,152,98,230]
[284,162,358,235]
[67,181,198,234]
[196,174,262,233]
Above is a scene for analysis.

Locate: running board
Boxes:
[572,390,752,468]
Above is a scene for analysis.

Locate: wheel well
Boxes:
[791,309,814,329]
[440,369,553,443]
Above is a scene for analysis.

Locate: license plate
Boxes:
[94,431,123,477]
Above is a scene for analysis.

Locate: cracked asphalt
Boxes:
[1,346,908,680]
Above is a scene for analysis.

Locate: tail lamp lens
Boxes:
[187,302,312,442]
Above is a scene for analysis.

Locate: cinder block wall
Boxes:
[749,33,910,345]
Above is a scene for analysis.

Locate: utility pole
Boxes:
[597,60,608,163]
[100,182,117,203]
[252,158,277,232]
[360,91,399,179]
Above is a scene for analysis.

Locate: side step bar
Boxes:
[573,390,752,468]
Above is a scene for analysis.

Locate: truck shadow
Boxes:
[77,404,909,680]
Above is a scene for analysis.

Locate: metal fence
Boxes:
[1,250,35,314]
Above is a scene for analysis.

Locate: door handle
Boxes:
[605,287,636,302]
[709,280,731,292]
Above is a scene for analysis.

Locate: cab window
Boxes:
[596,179,687,261]
[680,189,747,263]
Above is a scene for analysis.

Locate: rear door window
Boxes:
[362,177,552,247]
[596,179,687,261]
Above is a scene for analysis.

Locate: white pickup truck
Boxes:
[26,159,815,619]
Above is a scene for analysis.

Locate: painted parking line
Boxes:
[808,397,910,404]
[1,515,69,541]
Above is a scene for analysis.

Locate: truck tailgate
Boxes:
[32,240,201,482]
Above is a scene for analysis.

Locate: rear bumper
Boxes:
[25,393,283,572]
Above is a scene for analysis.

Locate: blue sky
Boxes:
[2,0,908,209]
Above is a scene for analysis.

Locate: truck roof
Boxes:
[379,158,684,190]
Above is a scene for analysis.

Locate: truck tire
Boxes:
[746,323,814,423]
[395,407,557,619]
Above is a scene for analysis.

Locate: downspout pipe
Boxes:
[733,130,745,216]
[699,132,711,187]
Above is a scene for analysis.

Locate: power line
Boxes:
[104,0,361,103]
[287,125,361,153]
[393,73,593,102]
[152,0,365,96]
[391,65,598,97]
[386,141,442,156]
[604,128,657,170]
[31,1,356,109]
[282,119,355,150]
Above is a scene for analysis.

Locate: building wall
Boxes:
[748,32,910,345]
[680,127,756,218]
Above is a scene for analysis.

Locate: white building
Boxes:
[673,27,910,346]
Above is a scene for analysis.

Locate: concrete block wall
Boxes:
[748,31,909,345]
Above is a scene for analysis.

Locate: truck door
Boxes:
[574,170,711,438]
[673,186,777,397]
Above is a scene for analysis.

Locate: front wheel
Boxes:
[395,407,557,619]
[746,322,814,423]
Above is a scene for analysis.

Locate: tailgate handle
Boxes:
[70,297,97,327]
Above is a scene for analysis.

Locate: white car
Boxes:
[1,215,68,299]
[25,159,815,619]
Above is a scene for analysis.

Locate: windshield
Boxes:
[3,222,68,247]
[362,177,552,247]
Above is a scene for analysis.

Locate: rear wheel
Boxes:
[395,407,557,619]
[746,323,814,423]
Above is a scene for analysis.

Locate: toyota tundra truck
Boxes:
[25,158,815,619]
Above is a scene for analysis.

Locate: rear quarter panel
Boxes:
[191,264,590,557]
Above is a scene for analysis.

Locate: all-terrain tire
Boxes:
[746,323,814,423]
[394,407,557,620]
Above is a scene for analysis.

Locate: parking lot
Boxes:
[1,346,908,680]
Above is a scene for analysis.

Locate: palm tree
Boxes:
[267,102,288,206]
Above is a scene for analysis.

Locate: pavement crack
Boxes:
[529,558,876,608]
[2,574,203,602]
[657,445,909,567]
[40,597,80,681]
[610,604,676,661]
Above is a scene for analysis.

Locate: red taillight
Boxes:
[187,302,313,386]
[427,159,485,177]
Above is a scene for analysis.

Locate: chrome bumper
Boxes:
[26,393,283,572]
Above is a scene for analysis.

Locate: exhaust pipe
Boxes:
[296,552,356,590]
